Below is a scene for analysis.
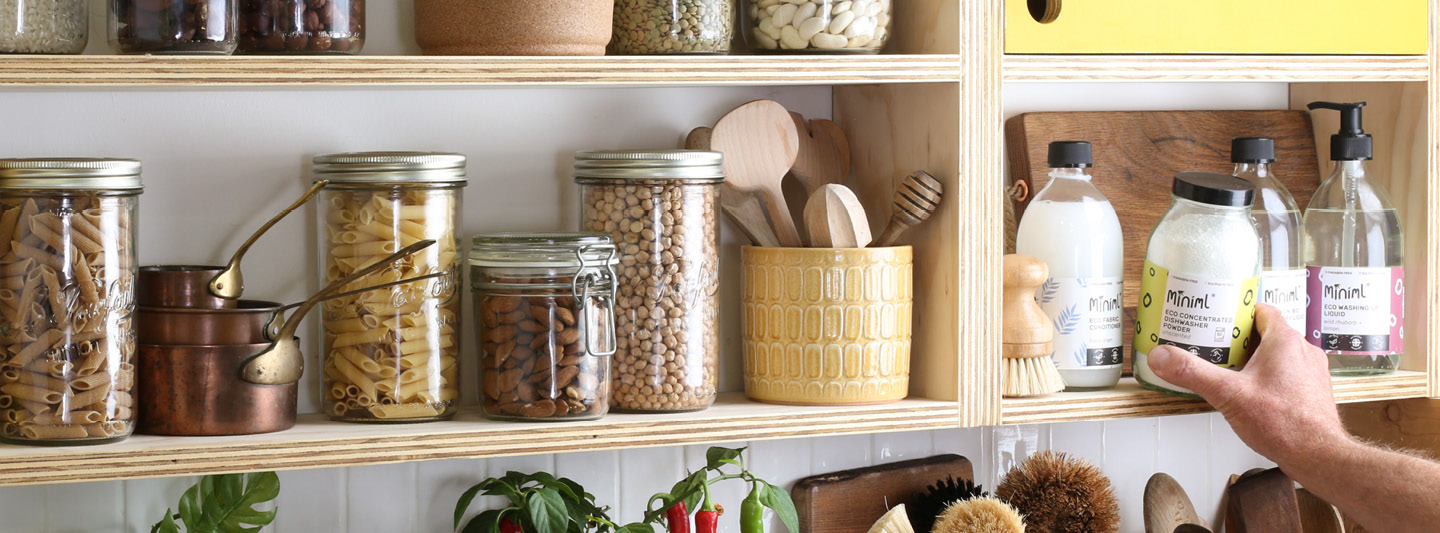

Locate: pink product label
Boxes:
[1306,266,1404,355]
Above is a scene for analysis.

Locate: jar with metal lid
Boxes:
[471,233,618,422]
[237,0,365,54]
[575,150,723,412]
[0,159,142,445]
[1,0,88,53]
[313,152,466,423]
[609,0,733,54]
[110,0,238,54]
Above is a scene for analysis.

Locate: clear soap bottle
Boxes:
[1303,101,1405,375]
[1015,141,1124,390]
[1232,137,1306,332]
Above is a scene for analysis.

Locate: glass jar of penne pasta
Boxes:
[574,151,723,413]
[0,159,142,445]
[313,152,466,423]
[470,233,618,422]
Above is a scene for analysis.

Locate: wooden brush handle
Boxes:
[1003,254,1054,356]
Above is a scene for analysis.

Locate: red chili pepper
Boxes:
[695,490,723,533]
[667,501,692,533]
[500,517,522,533]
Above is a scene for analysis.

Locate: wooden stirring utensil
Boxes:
[804,184,871,248]
[686,127,781,247]
[874,170,943,247]
[712,100,803,247]
[789,111,851,196]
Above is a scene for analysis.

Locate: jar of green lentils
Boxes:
[609,0,733,54]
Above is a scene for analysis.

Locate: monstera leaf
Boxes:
[151,472,280,533]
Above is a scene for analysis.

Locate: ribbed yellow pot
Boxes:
[741,246,913,405]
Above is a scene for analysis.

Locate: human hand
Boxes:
[1145,303,1350,465]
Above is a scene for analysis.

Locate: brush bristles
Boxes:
[1003,356,1065,397]
[932,497,1025,533]
[996,451,1121,533]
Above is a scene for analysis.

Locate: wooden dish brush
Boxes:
[1002,254,1065,397]
[996,450,1120,533]
[932,497,1026,533]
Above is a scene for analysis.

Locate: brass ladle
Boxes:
[241,239,436,385]
[260,270,447,340]
[209,179,330,300]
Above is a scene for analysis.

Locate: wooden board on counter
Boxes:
[792,454,973,533]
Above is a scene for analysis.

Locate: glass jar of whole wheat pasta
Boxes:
[314,152,466,423]
[0,159,141,446]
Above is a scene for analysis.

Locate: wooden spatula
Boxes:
[1144,473,1207,533]
[1225,468,1302,533]
[804,184,871,248]
[685,127,781,247]
[712,100,802,247]
[875,170,943,247]
[789,111,851,196]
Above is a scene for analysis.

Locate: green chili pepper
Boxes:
[741,482,766,533]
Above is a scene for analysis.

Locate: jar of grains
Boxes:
[575,150,722,412]
[110,0,238,54]
[471,233,618,422]
[745,0,890,53]
[313,152,467,423]
[610,0,733,54]
[237,0,365,54]
[0,159,143,445]
[0,0,88,53]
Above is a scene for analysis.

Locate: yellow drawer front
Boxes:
[1006,0,1427,54]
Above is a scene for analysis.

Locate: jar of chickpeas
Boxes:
[313,152,466,423]
[574,150,723,412]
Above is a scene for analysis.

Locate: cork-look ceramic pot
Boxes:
[414,0,615,55]
[741,246,913,405]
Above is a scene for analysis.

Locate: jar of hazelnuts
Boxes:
[470,233,618,422]
[574,150,723,413]
[236,0,365,54]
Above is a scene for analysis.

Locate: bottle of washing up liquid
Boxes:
[1015,141,1124,390]
[1232,137,1306,333]
[1303,101,1405,375]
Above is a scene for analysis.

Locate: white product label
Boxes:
[1036,276,1124,369]
[1259,269,1308,333]
[1159,273,1243,364]
[1310,266,1401,354]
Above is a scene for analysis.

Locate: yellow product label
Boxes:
[1133,260,1258,368]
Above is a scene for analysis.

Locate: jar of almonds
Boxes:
[236,0,365,54]
[471,233,618,422]
[575,151,722,412]
[610,0,734,54]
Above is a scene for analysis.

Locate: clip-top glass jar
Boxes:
[314,152,466,423]
[0,159,142,445]
[110,0,238,54]
[237,0,365,54]
[471,233,618,422]
[575,150,723,412]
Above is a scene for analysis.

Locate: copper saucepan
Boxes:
[137,341,298,436]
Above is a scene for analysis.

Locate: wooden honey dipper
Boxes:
[874,170,943,247]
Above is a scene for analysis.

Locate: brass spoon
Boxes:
[261,271,447,340]
[241,239,435,385]
[209,179,330,300]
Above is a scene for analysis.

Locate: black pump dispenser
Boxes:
[1307,101,1373,161]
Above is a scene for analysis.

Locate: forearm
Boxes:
[1278,436,1440,533]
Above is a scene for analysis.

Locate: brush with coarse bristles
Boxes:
[910,476,988,533]
[996,450,1120,533]
[1002,254,1066,397]
[932,497,1026,533]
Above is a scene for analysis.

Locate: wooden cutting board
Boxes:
[792,454,973,533]
[1006,111,1322,368]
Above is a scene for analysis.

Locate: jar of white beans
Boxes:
[313,152,466,423]
[0,159,143,445]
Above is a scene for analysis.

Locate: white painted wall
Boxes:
[0,2,1290,527]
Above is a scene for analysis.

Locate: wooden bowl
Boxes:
[414,0,615,56]
[740,246,913,405]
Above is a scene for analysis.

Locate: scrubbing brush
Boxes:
[1002,255,1065,397]
[932,497,1026,533]
[996,450,1120,533]
[910,476,988,533]
[868,505,917,533]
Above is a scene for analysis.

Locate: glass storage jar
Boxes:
[0,0,88,53]
[0,159,143,446]
[110,0,238,54]
[575,150,723,412]
[237,0,365,54]
[471,233,618,422]
[314,152,466,423]
[610,0,733,54]
[745,0,890,53]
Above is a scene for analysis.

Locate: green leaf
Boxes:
[759,482,799,533]
[169,472,280,533]
[528,488,569,533]
[177,483,202,531]
[454,483,490,530]
[461,509,504,533]
[704,447,745,471]
[616,523,655,533]
[150,510,181,533]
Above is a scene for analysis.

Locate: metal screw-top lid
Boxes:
[1173,171,1255,207]
[573,150,725,181]
[469,232,619,269]
[1231,137,1276,164]
[1047,141,1092,168]
[0,158,143,190]
[313,152,468,184]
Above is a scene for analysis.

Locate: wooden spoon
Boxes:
[685,127,781,247]
[712,100,802,247]
[1225,468,1302,533]
[804,184,871,248]
[874,170,944,247]
[789,111,851,196]
[1144,473,1207,533]
[1295,488,1343,533]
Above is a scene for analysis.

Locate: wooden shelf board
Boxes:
[0,55,962,87]
[1000,372,1429,425]
[0,393,956,486]
[1003,55,1429,82]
